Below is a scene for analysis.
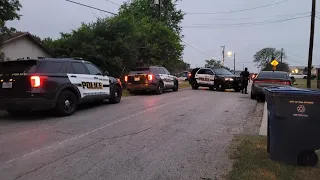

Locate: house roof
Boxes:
[0,32,54,57]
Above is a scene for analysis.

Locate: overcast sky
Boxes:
[7,0,320,73]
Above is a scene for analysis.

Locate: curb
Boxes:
[259,102,267,136]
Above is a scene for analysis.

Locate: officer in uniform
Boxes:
[240,67,250,94]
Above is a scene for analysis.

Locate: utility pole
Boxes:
[233,53,236,72]
[307,0,316,88]
[280,48,283,63]
[221,45,225,66]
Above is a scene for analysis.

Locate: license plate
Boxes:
[2,82,12,89]
[134,77,140,81]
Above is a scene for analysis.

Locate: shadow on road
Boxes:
[0,101,113,122]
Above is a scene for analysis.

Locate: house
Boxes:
[289,66,319,75]
[0,32,54,61]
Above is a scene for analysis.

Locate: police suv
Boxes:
[189,67,242,91]
[124,66,178,94]
[0,58,122,116]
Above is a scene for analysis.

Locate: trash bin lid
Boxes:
[263,86,320,96]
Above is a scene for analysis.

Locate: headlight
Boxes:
[225,77,234,81]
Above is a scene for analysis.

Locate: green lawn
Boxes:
[294,79,318,89]
[122,81,190,97]
[227,135,320,180]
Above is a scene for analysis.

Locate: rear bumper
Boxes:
[126,83,157,91]
[0,98,56,111]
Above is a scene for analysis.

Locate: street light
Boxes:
[227,51,233,57]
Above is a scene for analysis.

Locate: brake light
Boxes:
[30,76,46,88]
[254,79,291,85]
[188,73,191,77]
[147,74,153,81]
[124,76,128,82]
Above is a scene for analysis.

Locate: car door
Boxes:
[158,68,170,88]
[84,63,110,96]
[205,69,215,85]
[163,67,175,88]
[195,68,207,85]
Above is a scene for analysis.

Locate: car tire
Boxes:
[251,92,256,99]
[109,85,122,104]
[216,83,225,92]
[154,82,164,95]
[173,80,179,91]
[55,90,77,116]
[298,151,318,167]
[191,80,199,90]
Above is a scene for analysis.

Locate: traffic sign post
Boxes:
[270,59,279,71]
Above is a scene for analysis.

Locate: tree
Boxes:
[262,62,290,72]
[253,48,286,68]
[0,0,22,61]
[205,59,221,67]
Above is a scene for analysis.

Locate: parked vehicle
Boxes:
[177,71,190,81]
[189,67,242,92]
[289,73,307,79]
[124,66,178,95]
[0,58,122,116]
[251,71,292,99]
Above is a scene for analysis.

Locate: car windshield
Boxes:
[212,68,233,75]
[257,71,288,79]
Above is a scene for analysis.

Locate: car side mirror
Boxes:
[104,71,109,76]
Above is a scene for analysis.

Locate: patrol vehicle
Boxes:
[189,67,242,92]
[0,58,122,116]
[124,66,178,94]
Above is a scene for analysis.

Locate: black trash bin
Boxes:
[264,86,320,166]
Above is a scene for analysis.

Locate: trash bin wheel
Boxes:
[297,151,318,167]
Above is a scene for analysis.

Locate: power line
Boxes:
[182,40,213,58]
[104,0,121,6]
[65,0,117,15]
[205,12,310,21]
[186,0,288,15]
[183,15,309,28]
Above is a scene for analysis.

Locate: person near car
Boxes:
[240,67,250,94]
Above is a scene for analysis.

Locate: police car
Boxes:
[124,66,178,94]
[0,58,122,116]
[189,67,242,91]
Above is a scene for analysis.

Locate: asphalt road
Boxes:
[0,87,257,180]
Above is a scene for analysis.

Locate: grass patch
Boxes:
[179,81,190,89]
[227,135,320,180]
[294,79,318,89]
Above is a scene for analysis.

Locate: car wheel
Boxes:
[173,80,179,91]
[191,80,199,90]
[251,92,256,99]
[216,83,225,92]
[109,85,122,104]
[154,82,164,95]
[298,151,318,167]
[55,90,77,116]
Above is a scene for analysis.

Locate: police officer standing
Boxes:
[240,67,250,94]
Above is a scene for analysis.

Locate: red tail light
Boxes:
[147,74,153,81]
[124,76,128,82]
[30,76,46,88]
[188,73,191,77]
[254,79,291,85]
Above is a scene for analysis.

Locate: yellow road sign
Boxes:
[270,59,279,66]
